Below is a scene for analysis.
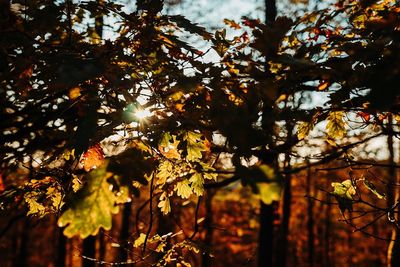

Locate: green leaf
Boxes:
[257,182,281,204]
[175,180,192,199]
[363,179,385,199]
[58,162,119,238]
[326,111,346,139]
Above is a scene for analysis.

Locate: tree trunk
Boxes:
[13,220,29,267]
[56,227,67,267]
[306,165,315,267]
[323,198,332,267]
[98,231,106,265]
[258,1,278,266]
[387,114,400,267]
[202,190,216,267]
[82,236,96,267]
[258,203,275,267]
[119,202,132,263]
[277,154,292,267]
[81,2,104,265]
[265,0,277,24]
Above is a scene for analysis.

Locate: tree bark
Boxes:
[387,114,400,267]
[258,1,278,266]
[306,165,315,267]
[258,203,276,267]
[119,202,132,263]
[277,154,292,267]
[202,190,216,267]
[82,236,96,267]
[13,220,29,267]
[265,0,277,24]
[56,227,67,267]
[323,198,331,267]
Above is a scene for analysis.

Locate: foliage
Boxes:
[58,162,120,238]
[1,0,400,265]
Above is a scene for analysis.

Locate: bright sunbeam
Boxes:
[134,108,152,120]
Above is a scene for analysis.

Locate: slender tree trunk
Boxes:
[387,114,400,267]
[13,220,29,267]
[258,1,278,266]
[98,231,106,264]
[306,165,315,267]
[277,154,292,267]
[202,190,216,267]
[81,2,104,265]
[82,236,96,267]
[323,199,332,267]
[119,202,132,263]
[265,0,277,24]
[56,227,67,267]
[258,203,275,267]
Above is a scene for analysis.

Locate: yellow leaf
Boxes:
[24,192,46,216]
[46,187,64,209]
[156,160,173,185]
[68,87,81,100]
[189,172,204,196]
[326,111,346,139]
[158,193,171,215]
[297,121,314,140]
[72,175,82,192]
[175,180,192,199]
[133,233,147,248]
[257,182,281,204]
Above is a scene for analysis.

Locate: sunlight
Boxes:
[134,108,152,120]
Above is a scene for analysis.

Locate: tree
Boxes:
[1,0,400,266]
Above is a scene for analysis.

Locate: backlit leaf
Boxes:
[297,121,314,140]
[158,193,171,215]
[257,183,281,204]
[326,111,346,139]
[24,192,46,216]
[189,172,204,196]
[175,180,192,199]
[58,162,119,238]
[184,131,206,162]
[331,179,356,200]
[81,144,105,172]
[363,179,385,199]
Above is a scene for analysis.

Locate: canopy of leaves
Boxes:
[0,0,399,255]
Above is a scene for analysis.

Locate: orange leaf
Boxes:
[317,80,329,91]
[357,111,370,122]
[68,87,81,100]
[81,144,105,172]
[0,173,5,193]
